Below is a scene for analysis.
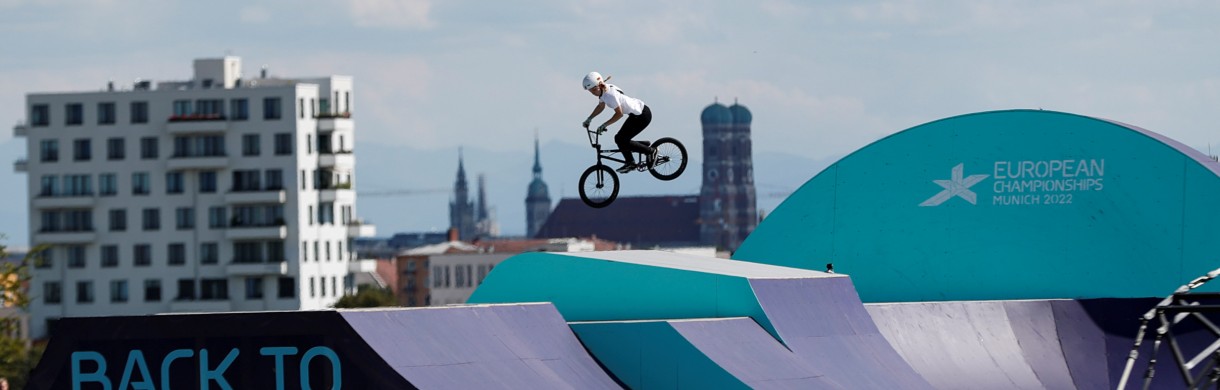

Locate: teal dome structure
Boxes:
[700,102,732,124]
[732,109,1220,302]
[728,102,752,125]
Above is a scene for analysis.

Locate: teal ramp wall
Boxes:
[733,109,1220,302]
[570,320,749,389]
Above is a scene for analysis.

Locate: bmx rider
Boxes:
[582,71,656,173]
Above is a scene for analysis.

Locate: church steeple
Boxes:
[525,134,552,238]
[450,148,476,241]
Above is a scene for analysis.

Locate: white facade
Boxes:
[12,56,376,338]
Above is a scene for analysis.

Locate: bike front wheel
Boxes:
[579,164,620,208]
[649,137,688,181]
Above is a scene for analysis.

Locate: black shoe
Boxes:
[648,148,659,168]
[616,163,637,173]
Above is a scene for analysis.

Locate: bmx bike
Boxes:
[578,126,688,208]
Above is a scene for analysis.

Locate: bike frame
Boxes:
[586,128,646,167]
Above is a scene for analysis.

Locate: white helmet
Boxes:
[582,72,604,90]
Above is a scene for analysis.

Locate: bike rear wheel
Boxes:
[579,164,620,208]
[649,137,688,181]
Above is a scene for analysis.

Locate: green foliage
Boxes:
[0,236,47,389]
[331,285,398,308]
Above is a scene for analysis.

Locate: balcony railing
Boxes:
[168,114,227,122]
[13,122,28,137]
[314,111,352,119]
[14,158,27,173]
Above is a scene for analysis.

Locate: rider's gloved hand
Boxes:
[582,118,592,129]
[596,123,608,134]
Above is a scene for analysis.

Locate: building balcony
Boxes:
[347,222,376,237]
[166,116,228,134]
[33,195,96,209]
[316,115,352,132]
[13,123,28,137]
[167,156,228,170]
[318,152,355,169]
[14,158,27,173]
[348,259,377,273]
[319,188,354,203]
[34,230,96,244]
[225,225,287,240]
[226,260,289,276]
[168,300,233,313]
[224,189,286,204]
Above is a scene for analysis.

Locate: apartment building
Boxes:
[12,57,376,338]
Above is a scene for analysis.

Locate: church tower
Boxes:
[525,135,552,238]
[449,149,477,241]
[698,99,758,252]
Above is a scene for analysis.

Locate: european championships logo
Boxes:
[920,163,988,206]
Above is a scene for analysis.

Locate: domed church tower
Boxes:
[525,135,552,238]
[698,99,758,252]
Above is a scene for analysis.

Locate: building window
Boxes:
[231,99,249,120]
[172,100,192,117]
[201,279,228,300]
[101,245,119,268]
[166,172,184,194]
[62,174,92,196]
[308,205,313,225]
[265,169,283,190]
[274,133,292,155]
[176,208,195,230]
[232,170,261,192]
[142,208,160,231]
[76,281,93,303]
[73,139,91,161]
[196,99,223,117]
[106,138,124,160]
[98,102,116,125]
[131,101,149,124]
[324,241,331,261]
[306,134,312,154]
[134,244,151,266]
[38,176,56,197]
[99,173,117,196]
[301,170,307,190]
[34,250,53,269]
[176,279,195,300]
[309,277,316,298]
[245,277,264,299]
[44,282,62,304]
[278,277,295,298]
[144,280,161,302]
[302,242,309,262]
[31,104,50,127]
[132,172,150,195]
[242,134,260,156]
[201,242,218,264]
[172,135,225,158]
[39,139,58,162]
[263,97,282,120]
[67,245,86,268]
[175,207,194,230]
[66,103,83,126]
[109,209,126,231]
[110,280,128,303]
[140,137,158,159]
[199,171,217,193]
[319,277,326,297]
[298,98,305,119]
[208,206,226,229]
[168,243,186,265]
[319,202,334,225]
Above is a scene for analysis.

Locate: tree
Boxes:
[332,285,398,308]
[0,236,45,389]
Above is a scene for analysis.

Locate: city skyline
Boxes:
[3,1,1220,243]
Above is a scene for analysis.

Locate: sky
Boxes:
[1,0,1219,245]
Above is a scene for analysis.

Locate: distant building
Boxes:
[449,151,477,241]
[699,100,758,252]
[535,196,702,248]
[525,135,552,238]
[394,234,622,306]
[12,56,377,339]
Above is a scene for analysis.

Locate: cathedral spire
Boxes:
[532,134,543,178]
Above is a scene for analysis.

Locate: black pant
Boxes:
[615,105,652,165]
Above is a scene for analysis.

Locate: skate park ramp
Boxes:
[470,250,932,388]
[28,303,619,389]
[733,109,1220,302]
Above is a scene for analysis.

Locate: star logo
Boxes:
[920,163,989,207]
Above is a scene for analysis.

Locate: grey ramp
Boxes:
[1002,301,1080,390]
[1048,300,1110,390]
[749,277,934,389]
[668,317,844,389]
[341,303,620,389]
[866,301,1063,390]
